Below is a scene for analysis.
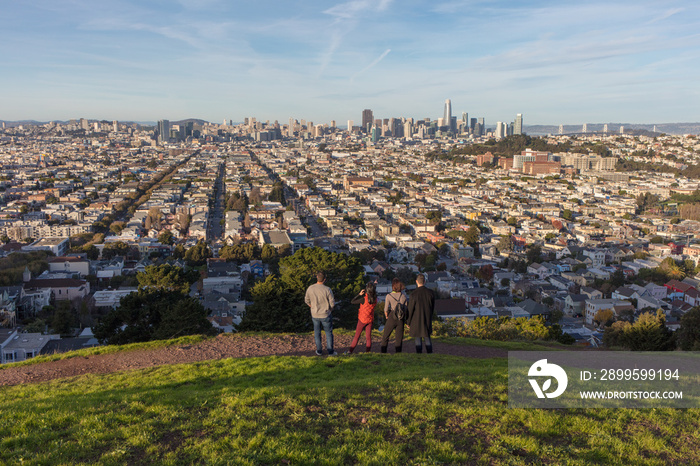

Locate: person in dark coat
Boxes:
[407,273,435,353]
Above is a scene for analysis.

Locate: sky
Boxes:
[1,0,699,126]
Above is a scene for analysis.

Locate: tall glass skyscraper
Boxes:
[157,119,170,144]
[443,99,452,129]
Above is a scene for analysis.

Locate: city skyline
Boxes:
[2,1,699,124]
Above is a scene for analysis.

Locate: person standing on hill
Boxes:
[407,273,435,353]
[380,278,407,353]
[346,281,378,354]
[305,271,337,356]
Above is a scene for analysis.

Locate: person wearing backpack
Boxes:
[380,278,407,353]
[346,281,378,354]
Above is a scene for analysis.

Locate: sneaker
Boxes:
[315,350,323,356]
[327,351,338,356]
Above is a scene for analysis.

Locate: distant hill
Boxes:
[525,122,700,136]
[171,118,210,127]
[0,119,213,128]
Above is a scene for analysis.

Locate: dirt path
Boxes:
[0,334,507,387]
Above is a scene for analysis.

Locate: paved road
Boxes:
[207,162,226,241]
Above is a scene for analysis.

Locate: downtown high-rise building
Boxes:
[443,99,452,131]
[495,121,506,139]
[157,119,170,144]
[362,109,373,132]
[514,114,523,135]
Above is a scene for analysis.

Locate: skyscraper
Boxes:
[362,109,373,132]
[404,120,412,139]
[443,99,452,130]
[371,126,381,143]
[496,121,506,139]
[514,114,523,135]
[347,120,354,131]
[157,120,170,144]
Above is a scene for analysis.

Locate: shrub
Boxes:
[433,316,552,341]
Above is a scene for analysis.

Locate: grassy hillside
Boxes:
[1,345,699,464]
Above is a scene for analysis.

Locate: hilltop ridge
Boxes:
[0,333,507,387]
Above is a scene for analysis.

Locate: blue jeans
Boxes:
[415,336,432,353]
[312,315,334,352]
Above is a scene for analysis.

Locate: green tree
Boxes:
[172,244,186,259]
[550,309,564,324]
[676,306,700,350]
[237,276,307,332]
[619,310,674,351]
[24,318,46,334]
[268,185,286,205]
[158,230,174,246]
[102,241,131,260]
[184,240,212,266]
[562,209,573,221]
[463,225,480,246]
[136,264,196,295]
[93,290,215,345]
[526,244,542,264]
[260,244,278,263]
[610,269,626,287]
[109,221,125,235]
[83,244,99,260]
[219,244,246,262]
[497,235,513,253]
[238,247,365,331]
[51,301,76,337]
[426,210,442,225]
[658,257,685,281]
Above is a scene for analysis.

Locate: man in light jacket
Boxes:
[305,271,337,356]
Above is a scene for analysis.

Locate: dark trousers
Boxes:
[380,313,404,353]
[415,336,433,353]
[349,321,372,353]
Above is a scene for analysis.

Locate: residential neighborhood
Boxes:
[2,117,700,362]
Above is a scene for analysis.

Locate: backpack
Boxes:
[389,294,406,321]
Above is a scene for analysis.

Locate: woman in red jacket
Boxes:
[346,282,377,354]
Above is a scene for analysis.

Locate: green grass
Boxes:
[0,335,211,370]
[2,351,699,465]
[435,336,564,351]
